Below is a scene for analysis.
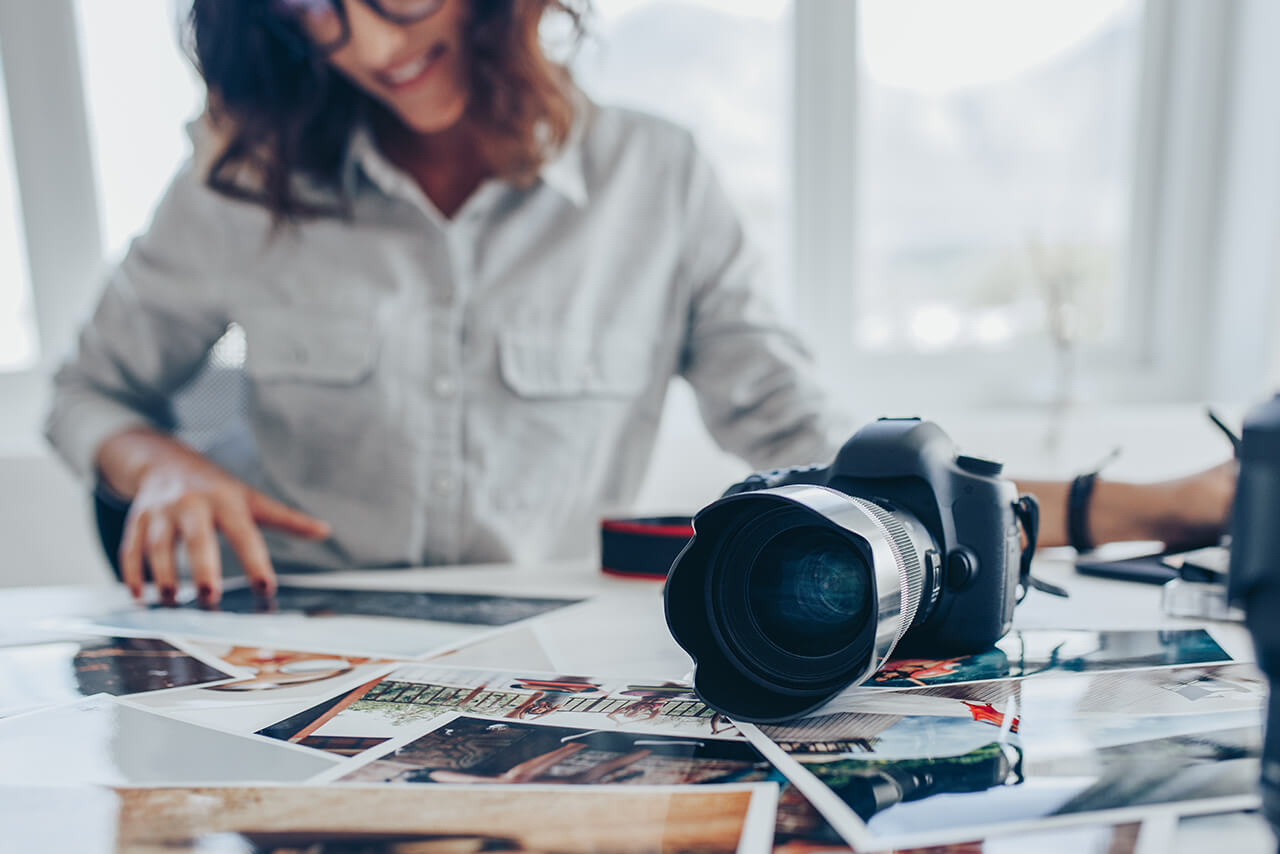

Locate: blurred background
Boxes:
[2,0,1278,585]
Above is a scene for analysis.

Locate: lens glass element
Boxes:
[747,527,873,658]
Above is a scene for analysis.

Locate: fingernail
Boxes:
[253,579,270,596]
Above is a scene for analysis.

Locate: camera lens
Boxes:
[747,527,873,658]
[666,484,942,722]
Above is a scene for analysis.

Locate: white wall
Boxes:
[0,451,112,587]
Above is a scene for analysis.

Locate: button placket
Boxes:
[432,375,457,399]
[423,223,478,566]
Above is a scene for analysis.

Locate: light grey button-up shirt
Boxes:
[47,101,838,570]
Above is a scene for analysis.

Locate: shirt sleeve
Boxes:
[44,155,234,480]
[675,135,845,470]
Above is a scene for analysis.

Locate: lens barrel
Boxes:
[665,484,939,722]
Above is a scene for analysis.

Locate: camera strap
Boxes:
[600,517,695,580]
[1015,494,1069,601]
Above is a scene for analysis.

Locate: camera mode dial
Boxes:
[956,455,1004,477]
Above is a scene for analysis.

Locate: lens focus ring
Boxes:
[849,497,925,645]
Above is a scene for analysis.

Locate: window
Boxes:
[0,49,38,372]
[854,0,1143,357]
[576,0,792,302]
[75,0,204,261]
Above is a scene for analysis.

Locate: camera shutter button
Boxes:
[956,455,1004,476]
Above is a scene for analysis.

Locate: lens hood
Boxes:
[665,484,931,723]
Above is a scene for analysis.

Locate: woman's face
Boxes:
[323,0,472,135]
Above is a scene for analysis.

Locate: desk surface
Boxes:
[1,552,1274,852]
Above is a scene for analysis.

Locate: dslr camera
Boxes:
[1227,394,1280,842]
[665,417,1037,723]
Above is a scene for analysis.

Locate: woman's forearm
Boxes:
[1015,462,1235,551]
[1014,478,1154,548]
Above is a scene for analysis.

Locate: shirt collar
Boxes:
[344,96,591,209]
[537,95,590,208]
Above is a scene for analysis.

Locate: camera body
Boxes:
[724,417,1023,652]
[665,417,1024,722]
[1227,394,1280,838]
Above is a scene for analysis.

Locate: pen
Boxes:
[1206,407,1241,453]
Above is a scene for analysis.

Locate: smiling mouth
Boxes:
[375,43,448,91]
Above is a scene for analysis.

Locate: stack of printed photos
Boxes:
[0,577,1266,853]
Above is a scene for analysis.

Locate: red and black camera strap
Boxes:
[600,516,694,580]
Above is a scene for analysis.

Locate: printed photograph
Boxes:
[746,663,1264,850]
[257,664,739,755]
[869,628,1232,690]
[333,713,778,786]
[0,634,237,715]
[193,643,387,692]
[772,816,1142,854]
[802,662,1264,727]
[0,695,337,786]
[14,783,773,854]
[205,585,584,626]
[125,644,399,741]
[83,609,508,661]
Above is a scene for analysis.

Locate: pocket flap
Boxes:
[241,306,379,384]
[498,327,648,399]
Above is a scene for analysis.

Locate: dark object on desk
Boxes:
[1075,552,1179,585]
[94,485,129,580]
[195,585,583,626]
[1076,545,1230,586]
[666,417,1050,723]
[1225,393,1280,847]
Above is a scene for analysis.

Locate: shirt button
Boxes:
[432,475,455,495]
[432,375,457,398]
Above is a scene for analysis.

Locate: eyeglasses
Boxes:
[272,0,446,54]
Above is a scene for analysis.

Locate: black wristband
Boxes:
[1067,471,1099,553]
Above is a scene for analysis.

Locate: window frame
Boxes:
[0,0,103,448]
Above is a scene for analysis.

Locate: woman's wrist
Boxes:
[1085,479,1158,546]
[94,427,193,500]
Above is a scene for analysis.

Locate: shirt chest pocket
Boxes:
[497,327,650,400]
[240,306,380,384]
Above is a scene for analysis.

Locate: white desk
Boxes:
[0,553,1274,852]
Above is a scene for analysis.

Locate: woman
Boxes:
[46,0,1234,606]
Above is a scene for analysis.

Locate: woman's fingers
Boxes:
[175,499,222,607]
[215,497,278,599]
[247,490,331,539]
[145,514,179,606]
[119,468,324,605]
[118,510,149,601]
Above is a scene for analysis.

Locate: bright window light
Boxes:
[0,48,39,372]
[856,0,1143,356]
[577,1,792,301]
[75,0,204,262]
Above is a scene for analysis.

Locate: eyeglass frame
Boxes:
[268,0,447,55]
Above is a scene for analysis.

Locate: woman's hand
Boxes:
[98,428,330,607]
[1134,460,1238,551]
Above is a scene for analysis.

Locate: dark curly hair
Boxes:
[185,0,588,220]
